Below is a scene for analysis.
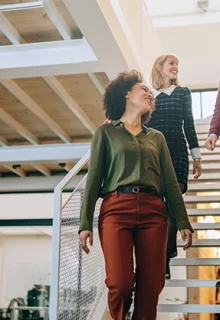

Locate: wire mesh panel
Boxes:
[57,187,106,320]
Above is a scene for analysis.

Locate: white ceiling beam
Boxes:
[0,136,8,146]
[0,12,25,44]
[0,134,33,175]
[0,108,51,176]
[0,107,39,175]
[43,0,74,40]
[1,80,71,143]
[64,0,129,79]
[0,108,39,145]
[0,1,43,12]
[0,175,84,193]
[32,164,51,177]
[63,163,72,172]
[0,39,101,79]
[0,143,90,165]
[88,73,105,95]
[4,165,25,177]
[44,76,96,134]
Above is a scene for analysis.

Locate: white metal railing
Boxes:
[50,149,107,320]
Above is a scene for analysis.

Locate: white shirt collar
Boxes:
[152,85,177,98]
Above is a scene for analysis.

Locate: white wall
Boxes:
[0,235,52,308]
[0,193,72,219]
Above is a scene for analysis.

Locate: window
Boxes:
[191,92,201,120]
[201,91,218,118]
[191,89,218,120]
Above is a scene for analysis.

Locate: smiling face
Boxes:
[160,56,179,81]
[126,83,154,115]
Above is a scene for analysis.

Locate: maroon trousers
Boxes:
[98,191,168,320]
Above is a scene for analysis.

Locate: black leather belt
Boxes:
[117,186,158,195]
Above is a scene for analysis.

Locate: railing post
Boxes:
[49,186,62,320]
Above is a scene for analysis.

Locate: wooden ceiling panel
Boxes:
[0,83,58,141]
[0,119,26,142]
[0,30,12,45]
[95,72,109,87]
[14,77,92,137]
[4,8,63,43]
[57,74,106,127]
[1,1,82,44]
[53,0,83,39]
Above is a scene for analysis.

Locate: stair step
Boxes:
[198,147,220,154]
[197,133,209,140]
[195,124,210,134]
[157,304,220,313]
[190,163,220,171]
[188,183,220,191]
[187,208,220,216]
[184,195,220,203]
[165,280,219,287]
[191,223,220,230]
[177,239,220,247]
[189,155,220,162]
[171,258,220,266]
[188,173,220,180]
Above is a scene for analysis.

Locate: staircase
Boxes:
[50,120,220,320]
[157,121,220,317]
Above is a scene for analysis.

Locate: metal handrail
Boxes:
[50,149,90,320]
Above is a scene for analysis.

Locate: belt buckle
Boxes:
[132,187,139,193]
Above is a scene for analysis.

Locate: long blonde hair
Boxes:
[150,54,181,90]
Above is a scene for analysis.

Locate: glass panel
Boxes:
[201,90,218,118]
[191,92,201,120]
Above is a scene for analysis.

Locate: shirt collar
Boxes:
[112,120,148,133]
[112,120,122,126]
[152,85,177,98]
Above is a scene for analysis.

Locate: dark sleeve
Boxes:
[182,87,199,150]
[209,87,220,137]
[160,134,193,232]
[79,126,106,232]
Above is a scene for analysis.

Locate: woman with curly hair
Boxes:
[148,54,202,279]
[79,70,193,320]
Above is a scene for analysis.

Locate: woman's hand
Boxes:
[103,119,112,124]
[205,135,217,151]
[79,230,93,254]
[193,159,202,179]
[180,229,192,250]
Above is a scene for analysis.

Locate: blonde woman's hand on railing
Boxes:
[79,230,93,254]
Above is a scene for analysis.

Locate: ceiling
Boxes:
[144,0,220,88]
[0,0,219,192]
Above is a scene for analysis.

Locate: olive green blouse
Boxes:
[79,121,193,233]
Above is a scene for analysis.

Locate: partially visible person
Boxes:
[147,54,202,279]
[205,85,220,151]
[79,70,193,320]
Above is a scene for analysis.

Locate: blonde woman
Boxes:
[148,54,202,279]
